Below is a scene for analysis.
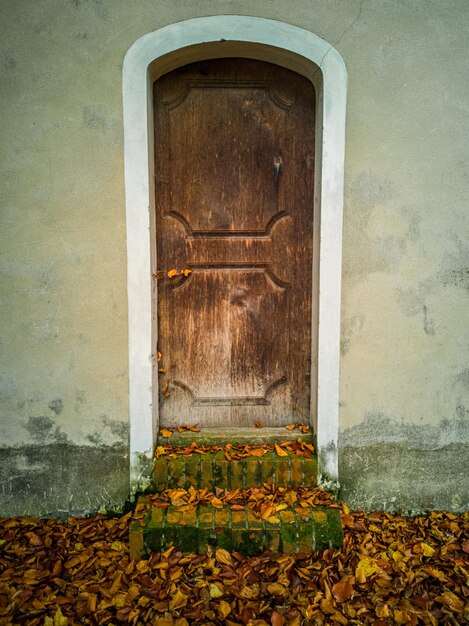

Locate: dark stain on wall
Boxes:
[339,411,469,512]
[101,415,129,443]
[455,368,469,390]
[422,305,435,335]
[48,399,63,415]
[82,105,106,129]
[23,416,68,445]
[340,314,365,355]
[24,416,54,443]
[0,443,129,517]
[340,442,468,513]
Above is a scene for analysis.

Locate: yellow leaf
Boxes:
[286,424,296,430]
[209,582,224,598]
[376,604,390,618]
[167,269,178,278]
[276,503,288,512]
[160,428,173,438]
[355,556,377,582]
[421,542,435,557]
[267,515,280,524]
[169,589,188,610]
[275,444,288,457]
[285,491,298,506]
[260,502,274,520]
[394,609,411,625]
[111,541,126,552]
[267,582,287,595]
[155,446,166,458]
[215,548,233,566]
[182,269,192,277]
[211,497,224,509]
[46,608,68,626]
[218,600,231,619]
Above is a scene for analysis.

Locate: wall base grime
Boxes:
[0,444,129,518]
[339,442,468,513]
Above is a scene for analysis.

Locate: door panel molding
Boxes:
[122,16,347,493]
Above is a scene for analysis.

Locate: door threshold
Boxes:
[157,426,313,446]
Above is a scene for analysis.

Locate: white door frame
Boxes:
[122,15,347,493]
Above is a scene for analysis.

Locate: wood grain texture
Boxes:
[154,58,315,427]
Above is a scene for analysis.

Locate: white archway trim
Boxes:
[123,16,347,491]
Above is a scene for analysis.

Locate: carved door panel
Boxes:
[154,58,315,428]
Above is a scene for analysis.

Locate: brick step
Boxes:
[154,451,317,491]
[130,494,343,559]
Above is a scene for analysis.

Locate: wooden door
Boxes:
[154,58,315,428]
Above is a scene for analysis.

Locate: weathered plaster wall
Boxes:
[1,0,468,515]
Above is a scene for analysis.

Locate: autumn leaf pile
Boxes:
[155,429,315,461]
[135,486,336,522]
[1,505,468,625]
[155,441,315,461]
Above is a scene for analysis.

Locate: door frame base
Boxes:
[122,16,347,493]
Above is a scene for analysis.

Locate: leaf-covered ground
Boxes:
[0,502,467,625]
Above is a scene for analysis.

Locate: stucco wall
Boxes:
[1,0,468,515]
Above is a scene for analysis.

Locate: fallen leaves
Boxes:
[154,438,315,460]
[0,508,467,625]
[133,485,337,524]
[285,423,310,433]
[274,443,288,457]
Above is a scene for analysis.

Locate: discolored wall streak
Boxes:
[1,0,468,514]
[0,444,129,517]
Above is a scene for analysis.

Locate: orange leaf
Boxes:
[285,424,296,431]
[160,428,173,438]
[167,268,178,278]
[275,444,288,457]
[249,448,266,457]
[271,611,285,626]
[332,577,354,603]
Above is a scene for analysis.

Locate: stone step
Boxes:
[159,426,311,446]
[154,450,317,491]
[129,494,343,560]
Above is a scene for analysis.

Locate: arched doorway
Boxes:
[122,16,347,493]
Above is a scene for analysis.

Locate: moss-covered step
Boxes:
[159,427,314,446]
[154,451,317,491]
[129,496,343,560]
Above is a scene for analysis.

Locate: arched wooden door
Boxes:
[154,58,315,429]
